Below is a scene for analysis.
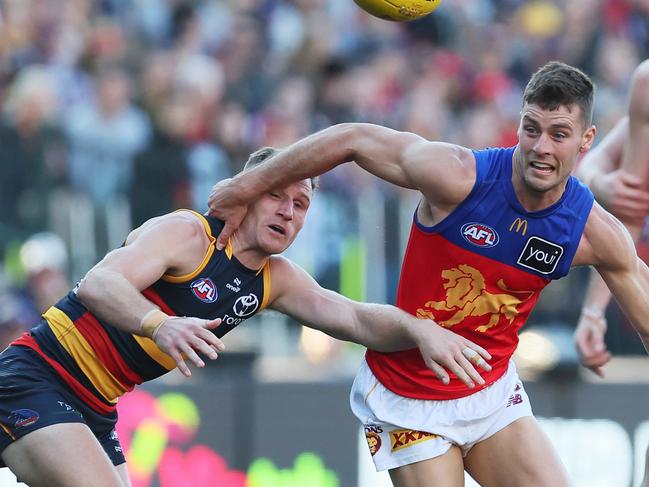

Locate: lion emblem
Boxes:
[416,264,534,332]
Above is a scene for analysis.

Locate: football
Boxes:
[353,0,442,21]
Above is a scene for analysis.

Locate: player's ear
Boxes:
[580,125,596,153]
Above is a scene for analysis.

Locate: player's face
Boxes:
[516,103,595,197]
[247,180,313,254]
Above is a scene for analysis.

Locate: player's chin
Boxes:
[262,238,292,255]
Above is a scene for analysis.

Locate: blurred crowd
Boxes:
[0,0,648,354]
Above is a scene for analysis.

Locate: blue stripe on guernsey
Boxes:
[26,210,270,408]
[418,146,593,280]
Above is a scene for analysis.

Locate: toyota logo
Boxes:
[233,294,259,317]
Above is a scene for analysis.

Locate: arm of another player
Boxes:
[577,204,649,353]
[76,212,225,376]
[266,256,492,388]
[208,123,475,249]
[574,270,612,377]
[577,117,649,227]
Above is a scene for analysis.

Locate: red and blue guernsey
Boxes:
[12,211,270,415]
[365,146,594,400]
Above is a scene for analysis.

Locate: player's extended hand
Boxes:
[153,317,225,377]
[591,169,649,226]
[413,322,492,388]
[574,309,611,378]
[207,178,249,250]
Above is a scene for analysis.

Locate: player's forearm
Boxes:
[581,269,613,318]
[231,124,358,200]
[352,302,428,352]
[76,268,162,336]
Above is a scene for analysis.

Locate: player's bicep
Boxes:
[348,125,474,204]
[87,243,169,291]
[85,215,202,291]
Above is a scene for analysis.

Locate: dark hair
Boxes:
[243,146,319,190]
[523,61,594,128]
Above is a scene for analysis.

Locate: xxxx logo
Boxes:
[389,429,437,452]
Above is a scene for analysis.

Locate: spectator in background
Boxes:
[129,93,192,226]
[0,66,67,254]
[0,232,69,351]
[64,65,150,207]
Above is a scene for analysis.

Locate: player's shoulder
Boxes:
[576,203,634,268]
[268,255,305,278]
[127,210,208,247]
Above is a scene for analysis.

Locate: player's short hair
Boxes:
[243,146,319,190]
[523,61,594,129]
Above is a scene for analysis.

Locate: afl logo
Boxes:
[461,222,499,248]
[191,278,218,303]
[233,294,259,317]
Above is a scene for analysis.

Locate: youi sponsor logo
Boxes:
[517,236,564,274]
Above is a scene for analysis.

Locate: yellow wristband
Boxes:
[140,309,169,340]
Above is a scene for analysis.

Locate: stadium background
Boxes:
[1,0,649,485]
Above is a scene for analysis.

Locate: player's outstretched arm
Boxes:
[208,123,475,249]
[76,212,225,376]
[266,256,492,388]
[577,204,649,353]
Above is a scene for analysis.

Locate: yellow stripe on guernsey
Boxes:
[260,262,271,310]
[44,307,124,403]
[132,335,176,370]
[225,239,233,259]
[162,210,216,283]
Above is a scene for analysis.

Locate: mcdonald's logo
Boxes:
[509,218,528,236]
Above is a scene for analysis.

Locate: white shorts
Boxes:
[350,358,533,471]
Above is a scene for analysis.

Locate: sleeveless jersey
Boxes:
[365,146,594,400]
[13,211,270,414]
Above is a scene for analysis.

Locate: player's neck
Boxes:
[228,233,269,271]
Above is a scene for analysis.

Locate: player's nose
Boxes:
[277,198,293,219]
[533,132,553,155]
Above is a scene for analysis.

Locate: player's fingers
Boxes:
[190,335,219,360]
[197,324,225,352]
[180,343,205,369]
[592,366,605,378]
[456,353,485,386]
[590,351,611,364]
[462,343,492,370]
[170,351,191,377]
[446,360,475,388]
[203,318,222,329]
[216,221,237,251]
[424,359,450,385]
[582,351,611,369]
[619,171,647,188]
